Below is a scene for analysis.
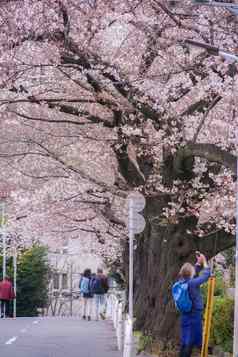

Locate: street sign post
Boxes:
[126,192,146,357]
[127,191,146,320]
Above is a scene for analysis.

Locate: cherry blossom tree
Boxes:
[0,0,237,345]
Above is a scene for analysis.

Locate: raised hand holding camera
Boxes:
[196,251,208,268]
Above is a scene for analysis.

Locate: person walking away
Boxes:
[79,269,93,321]
[0,276,15,318]
[93,268,109,320]
[172,252,211,357]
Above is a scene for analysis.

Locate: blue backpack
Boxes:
[92,277,106,294]
[80,277,90,294]
[172,280,192,313]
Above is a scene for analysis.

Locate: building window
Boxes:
[53,273,60,290]
[62,273,68,290]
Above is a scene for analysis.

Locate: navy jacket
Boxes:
[187,265,211,312]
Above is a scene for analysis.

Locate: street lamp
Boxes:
[185,39,238,62]
[192,0,238,15]
[184,38,238,357]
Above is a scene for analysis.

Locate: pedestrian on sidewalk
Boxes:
[172,252,211,357]
[0,276,15,318]
[79,269,94,321]
[92,268,109,321]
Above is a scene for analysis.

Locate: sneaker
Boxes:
[88,316,91,321]
[82,315,86,320]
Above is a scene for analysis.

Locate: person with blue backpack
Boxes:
[80,269,94,321]
[172,252,211,357]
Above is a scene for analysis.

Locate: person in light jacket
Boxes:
[0,276,15,318]
[79,269,94,321]
[178,253,211,357]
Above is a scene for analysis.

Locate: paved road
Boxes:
[0,317,121,357]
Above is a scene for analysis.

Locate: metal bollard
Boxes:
[112,296,116,319]
[117,303,123,351]
[123,316,133,357]
[106,295,113,318]
[113,300,119,329]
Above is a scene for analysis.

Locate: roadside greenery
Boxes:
[0,245,49,316]
[202,270,234,353]
[210,297,234,353]
[223,247,236,286]
[134,331,154,354]
[202,271,226,298]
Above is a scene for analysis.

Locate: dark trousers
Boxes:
[180,311,203,357]
[1,300,10,317]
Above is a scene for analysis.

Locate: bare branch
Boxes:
[174,143,237,177]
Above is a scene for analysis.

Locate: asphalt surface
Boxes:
[0,317,121,357]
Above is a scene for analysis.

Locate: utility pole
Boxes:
[0,199,6,318]
[0,188,10,280]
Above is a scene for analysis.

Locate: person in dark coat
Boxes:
[178,253,211,357]
[93,268,109,321]
[0,276,15,318]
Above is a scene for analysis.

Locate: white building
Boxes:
[46,242,106,317]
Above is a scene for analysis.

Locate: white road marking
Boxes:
[5,336,17,345]
[4,319,41,346]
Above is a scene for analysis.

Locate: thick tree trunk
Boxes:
[123,195,235,346]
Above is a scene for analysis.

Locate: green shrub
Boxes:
[0,245,49,317]
[210,296,234,353]
[202,271,225,300]
[201,271,233,352]
[213,272,226,297]
[16,245,49,316]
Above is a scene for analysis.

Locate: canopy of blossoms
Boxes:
[0,0,237,262]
